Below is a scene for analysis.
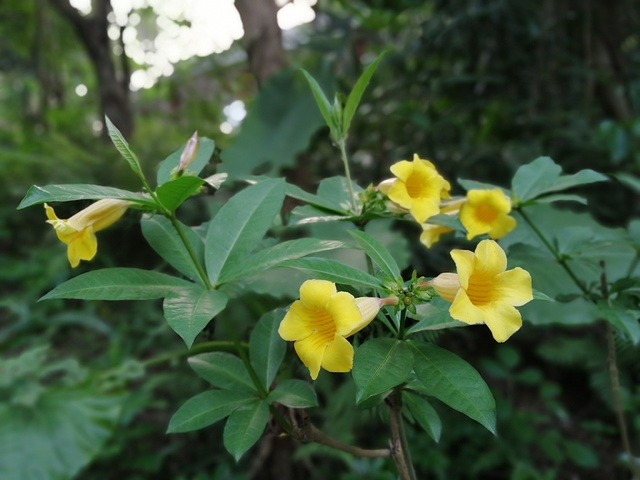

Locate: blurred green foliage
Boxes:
[2,0,640,479]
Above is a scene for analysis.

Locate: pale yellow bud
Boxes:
[430,272,461,302]
[179,131,200,171]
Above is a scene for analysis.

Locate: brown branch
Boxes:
[291,410,390,458]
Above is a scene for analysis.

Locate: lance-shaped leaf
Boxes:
[40,268,193,301]
[268,379,318,408]
[598,301,640,345]
[18,184,155,209]
[205,179,285,286]
[223,398,270,461]
[410,340,496,434]
[403,390,442,443]
[105,116,144,179]
[278,257,382,290]
[155,176,205,212]
[249,310,286,390]
[511,156,607,203]
[219,238,346,284]
[141,215,204,284]
[342,53,385,135]
[188,352,256,393]
[163,287,228,347]
[300,68,340,140]
[353,338,414,404]
[167,390,254,433]
[348,230,400,279]
[157,137,215,186]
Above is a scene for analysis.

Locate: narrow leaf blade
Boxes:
[40,268,193,301]
[167,390,253,433]
[343,53,385,135]
[18,184,155,209]
[348,230,400,279]
[353,338,414,404]
[163,288,228,347]
[249,310,287,390]
[205,179,285,286]
[300,69,338,138]
[410,341,496,434]
[278,257,382,290]
[104,116,143,178]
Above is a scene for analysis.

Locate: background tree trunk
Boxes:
[235,0,288,86]
[48,0,133,138]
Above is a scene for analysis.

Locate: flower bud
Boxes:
[178,131,199,171]
[430,272,461,302]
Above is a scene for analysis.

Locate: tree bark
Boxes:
[235,0,288,86]
[48,0,133,138]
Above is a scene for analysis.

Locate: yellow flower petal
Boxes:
[449,290,486,325]
[67,227,98,268]
[410,197,440,224]
[345,297,382,337]
[328,292,362,337]
[473,239,507,278]
[493,268,533,307]
[450,249,475,289]
[278,301,315,341]
[420,224,453,248]
[387,180,413,209]
[481,303,522,342]
[488,214,517,239]
[389,160,414,182]
[294,334,327,380]
[299,280,336,310]
[430,273,460,302]
[321,335,354,373]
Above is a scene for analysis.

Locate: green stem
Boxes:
[398,308,408,339]
[337,139,359,213]
[168,213,213,290]
[518,208,590,296]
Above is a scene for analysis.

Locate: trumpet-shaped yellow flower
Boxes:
[431,240,532,342]
[278,280,383,380]
[45,199,131,268]
[385,154,451,223]
[459,189,516,240]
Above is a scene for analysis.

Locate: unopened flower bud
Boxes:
[179,131,199,171]
[430,272,461,302]
[377,178,395,195]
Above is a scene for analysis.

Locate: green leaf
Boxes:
[613,172,640,193]
[220,69,327,177]
[188,352,256,393]
[219,238,346,284]
[352,338,414,404]
[457,179,508,194]
[40,268,193,301]
[533,194,588,205]
[597,301,640,345]
[223,398,270,461]
[410,341,496,434]
[278,257,382,290]
[511,157,607,202]
[167,390,254,433]
[0,389,121,480]
[17,184,156,209]
[284,180,349,214]
[403,390,442,442]
[249,310,287,390]
[300,68,339,139]
[348,230,400,279]
[316,176,363,213]
[157,136,215,185]
[163,287,228,347]
[105,115,144,179]
[155,176,205,212]
[424,213,465,231]
[268,379,318,408]
[205,179,285,286]
[343,53,385,136]
[140,214,205,284]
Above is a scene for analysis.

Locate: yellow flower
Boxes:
[384,154,451,223]
[459,189,516,240]
[45,199,131,268]
[430,240,533,342]
[278,280,383,380]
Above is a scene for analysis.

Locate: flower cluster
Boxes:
[379,154,516,247]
